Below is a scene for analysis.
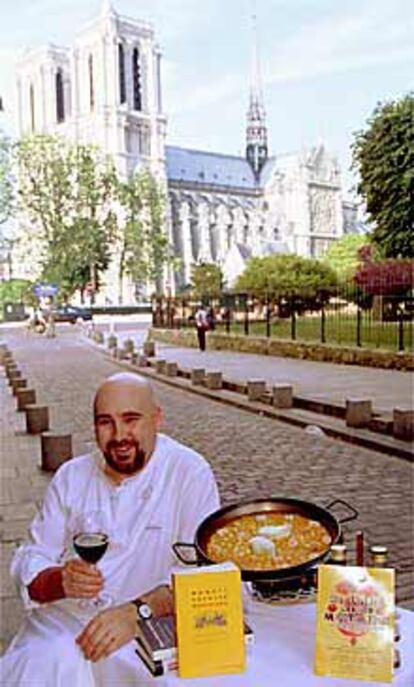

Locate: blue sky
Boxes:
[0,0,413,196]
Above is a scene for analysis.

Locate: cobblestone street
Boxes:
[1,326,413,653]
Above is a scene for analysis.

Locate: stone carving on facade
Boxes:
[309,186,337,235]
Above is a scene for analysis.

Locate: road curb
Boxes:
[84,336,413,463]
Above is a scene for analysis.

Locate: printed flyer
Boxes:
[315,564,395,682]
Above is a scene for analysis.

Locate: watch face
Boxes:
[138,603,152,620]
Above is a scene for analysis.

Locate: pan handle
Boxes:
[172,542,198,565]
[326,498,358,524]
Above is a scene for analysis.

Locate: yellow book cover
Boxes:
[173,561,246,679]
[315,564,395,683]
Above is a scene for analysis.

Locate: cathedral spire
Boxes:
[100,0,116,18]
[246,6,268,179]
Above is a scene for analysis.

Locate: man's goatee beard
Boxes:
[103,440,147,475]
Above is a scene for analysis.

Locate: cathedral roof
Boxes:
[166,146,258,190]
[257,156,277,185]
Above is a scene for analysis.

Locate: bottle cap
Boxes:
[369,545,388,566]
[330,544,347,562]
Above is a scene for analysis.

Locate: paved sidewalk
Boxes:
[0,326,413,656]
[110,324,413,414]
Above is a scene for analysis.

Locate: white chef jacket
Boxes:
[0,433,220,686]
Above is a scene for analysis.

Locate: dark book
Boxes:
[135,614,254,677]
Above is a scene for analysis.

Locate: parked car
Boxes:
[52,305,93,324]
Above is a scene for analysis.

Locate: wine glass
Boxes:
[72,510,111,609]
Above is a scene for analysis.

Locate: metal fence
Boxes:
[152,289,413,352]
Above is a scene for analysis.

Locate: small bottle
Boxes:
[369,545,388,567]
[328,544,347,565]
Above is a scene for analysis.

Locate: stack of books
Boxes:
[135,614,254,676]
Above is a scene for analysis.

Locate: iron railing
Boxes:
[152,289,413,353]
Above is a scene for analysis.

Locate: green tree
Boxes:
[16,135,117,301]
[236,254,337,300]
[0,132,13,225]
[190,262,223,299]
[117,170,173,303]
[324,234,371,281]
[0,278,34,310]
[352,94,414,258]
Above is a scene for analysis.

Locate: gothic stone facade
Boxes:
[15,2,356,301]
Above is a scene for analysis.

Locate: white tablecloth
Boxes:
[163,601,414,687]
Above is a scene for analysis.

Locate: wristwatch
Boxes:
[132,598,153,621]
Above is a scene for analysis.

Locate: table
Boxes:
[164,601,414,687]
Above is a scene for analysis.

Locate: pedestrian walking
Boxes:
[195,304,209,351]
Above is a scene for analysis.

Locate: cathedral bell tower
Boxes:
[245,11,268,179]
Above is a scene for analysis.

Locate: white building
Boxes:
[15,1,356,300]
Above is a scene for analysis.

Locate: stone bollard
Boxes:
[137,354,148,368]
[345,399,372,428]
[107,334,117,350]
[166,362,178,377]
[143,340,155,357]
[191,368,205,386]
[94,330,104,344]
[393,408,414,440]
[41,432,73,472]
[17,388,36,411]
[25,405,49,434]
[0,345,10,364]
[131,352,138,365]
[155,359,167,375]
[272,384,293,408]
[12,378,28,395]
[247,379,266,402]
[8,369,22,384]
[123,338,135,355]
[6,364,18,377]
[206,371,222,390]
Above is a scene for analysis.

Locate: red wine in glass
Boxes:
[73,532,109,564]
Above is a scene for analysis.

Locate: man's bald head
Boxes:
[94,372,158,419]
[93,372,161,480]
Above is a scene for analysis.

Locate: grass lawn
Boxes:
[212,313,413,352]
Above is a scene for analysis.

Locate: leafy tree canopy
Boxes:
[190,262,223,299]
[235,254,338,299]
[0,278,34,308]
[0,132,13,225]
[16,135,117,300]
[324,234,371,281]
[352,93,414,258]
[117,169,174,301]
[354,256,413,296]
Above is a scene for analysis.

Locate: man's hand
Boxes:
[75,585,174,662]
[61,559,103,599]
[140,584,174,617]
[28,561,103,604]
[76,603,137,662]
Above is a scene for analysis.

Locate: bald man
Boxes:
[1,373,220,685]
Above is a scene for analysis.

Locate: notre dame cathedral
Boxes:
[15,1,356,303]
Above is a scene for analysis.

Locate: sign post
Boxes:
[33,284,59,299]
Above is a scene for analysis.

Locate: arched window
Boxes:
[132,47,142,111]
[88,54,94,111]
[29,83,35,132]
[56,69,65,123]
[118,43,126,104]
